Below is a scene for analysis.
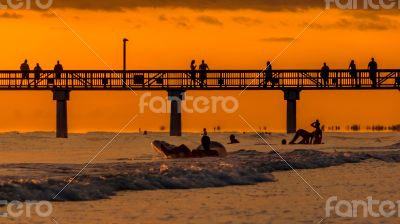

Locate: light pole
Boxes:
[123,38,128,87]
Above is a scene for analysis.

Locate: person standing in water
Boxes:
[190,60,197,88]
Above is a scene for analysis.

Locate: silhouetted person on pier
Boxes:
[34,63,42,88]
[264,61,273,88]
[199,60,209,88]
[368,58,378,88]
[54,61,64,87]
[348,60,358,87]
[20,59,30,88]
[190,60,197,88]
[320,62,330,87]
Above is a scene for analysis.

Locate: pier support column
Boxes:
[168,90,185,136]
[53,90,70,138]
[284,90,300,134]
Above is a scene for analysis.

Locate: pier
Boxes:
[1,69,399,137]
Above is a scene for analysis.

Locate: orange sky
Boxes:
[0,7,398,132]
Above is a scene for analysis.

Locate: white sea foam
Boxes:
[0,148,399,202]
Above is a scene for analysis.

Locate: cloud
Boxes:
[171,16,191,28]
[41,12,56,18]
[310,15,398,31]
[0,12,22,19]
[232,16,262,26]
[157,15,191,28]
[259,37,294,42]
[158,15,168,21]
[176,21,190,28]
[197,15,223,26]
[47,0,325,11]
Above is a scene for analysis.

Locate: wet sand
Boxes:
[2,161,399,224]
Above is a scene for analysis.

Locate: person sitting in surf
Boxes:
[192,129,219,157]
[289,120,323,145]
[201,132,211,151]
[228,134,240,144]
[311,120,323,144]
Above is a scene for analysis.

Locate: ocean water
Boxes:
[0,132,399,223]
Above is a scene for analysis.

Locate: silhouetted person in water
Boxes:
[290,120,323,144]
[289,129,314,144]
[349,60,358,87]
[311,120,323,144]
[229,134,240,144]
[54,61,64,87]
[368,58,378,88]
[263,61,273,88]
[34,63,42,88]
[20,59,30,88]
[201,128,211,151]
[159,142,192,158]
[320,62,330,87]
[199,60,209,88]
[190,60,197,88]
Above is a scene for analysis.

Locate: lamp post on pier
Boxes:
[123,38,129,87]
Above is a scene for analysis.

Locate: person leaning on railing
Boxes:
[368,57,378,88]
[190,60,197,88]
[264,61,273,88]
[34,63,42,88]
[348,60,358,87]
[54,60,64,87]
[20,59,30,88]
[320,62,330,88]
[199,60,209,88]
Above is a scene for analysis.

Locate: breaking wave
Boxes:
[0,149,399,202]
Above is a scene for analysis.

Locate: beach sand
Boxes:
[0,132,399,224]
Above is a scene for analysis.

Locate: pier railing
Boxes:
[0,70,398,90]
